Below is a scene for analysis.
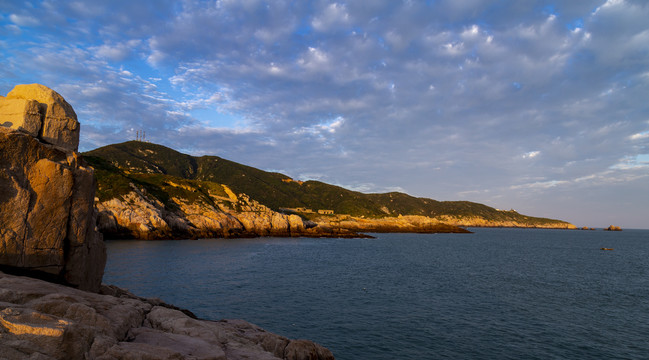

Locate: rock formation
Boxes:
[430,215,577,229]
[2,83,80,151]
[0,271,334,360]
[605,225,622,231]
[318,214,472,233]
[0,84,105,292]
[96,186,363,239]
[310,213,575,233]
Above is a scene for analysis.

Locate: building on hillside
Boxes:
[280,208,333,215]
[280,207,314,213]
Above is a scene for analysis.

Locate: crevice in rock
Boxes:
[62,170,76,281]
[20,183,34,268]
[282,341,290,360]
[0,264,66,286]
[36,103,46,140]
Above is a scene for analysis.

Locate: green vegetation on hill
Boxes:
[83,141,572,226]
[85,151,231,212]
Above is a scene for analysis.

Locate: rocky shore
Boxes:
[0,271,333,360]
[96,189,369,240]
[312,214,473,234]
[307,213,575,235]
[430,215,577,229]
[94,188,576,240]
[0,84,334,359]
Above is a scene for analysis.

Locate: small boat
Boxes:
[600,248,614,251]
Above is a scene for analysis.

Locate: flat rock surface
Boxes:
[0,272,334,360]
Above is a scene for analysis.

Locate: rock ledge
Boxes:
[0,271,334,360]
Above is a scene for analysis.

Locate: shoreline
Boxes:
[99,223,588,241]
[0,271,335,360]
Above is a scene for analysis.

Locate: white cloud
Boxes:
[461,24,480,38]
[294,116,345,136]
[522,151,541,159]
[93,40,141,62]
[442,41,465,56]
[593,0,625,14]
[510,179,570,190]
[311,3,350,32]
[9,13,39,27]
[297,47,331,72]
[610,154,649,170]
[630,131,649,140]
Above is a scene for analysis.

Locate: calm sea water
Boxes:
[104,228,649,359]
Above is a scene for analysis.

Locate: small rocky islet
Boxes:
[0,84,333,359]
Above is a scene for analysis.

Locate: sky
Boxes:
[1,0,648,228]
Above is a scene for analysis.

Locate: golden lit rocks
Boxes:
[96,188,311,239]
[323,215,472,233]
[96,192,173,239]
[0,85,105,292]
[316,213,576,232]
[0,271,335,360]
[434,215,578,229]
[0,97,42,136]
[1,84,80,151]
[605,225,622,231]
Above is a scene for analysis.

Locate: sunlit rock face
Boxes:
[96,188,310,239]
[2,83,80,151]
[0,84,105,292]
[0,97,42,136]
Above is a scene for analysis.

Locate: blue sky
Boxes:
[2,0,648,228]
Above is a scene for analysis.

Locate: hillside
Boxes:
[84,141,574,231]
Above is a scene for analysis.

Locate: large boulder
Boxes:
[0,85,104,292]
[3,83,80,151]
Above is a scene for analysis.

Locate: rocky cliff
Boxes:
[96,185,308,239]
[91,169,365,239]
[0,84,105,292]
[0,271,334,360]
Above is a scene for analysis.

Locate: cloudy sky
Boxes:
[2,0,648,228]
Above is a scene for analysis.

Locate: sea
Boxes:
[104,228,649,360]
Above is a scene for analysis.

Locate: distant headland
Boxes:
[82,140,576,240]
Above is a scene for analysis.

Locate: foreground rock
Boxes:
[0,84,105,292]
[0,271,334,360]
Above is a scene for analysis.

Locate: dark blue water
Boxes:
[104,228,649,359]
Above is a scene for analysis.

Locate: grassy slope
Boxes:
[84,141,571,226]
